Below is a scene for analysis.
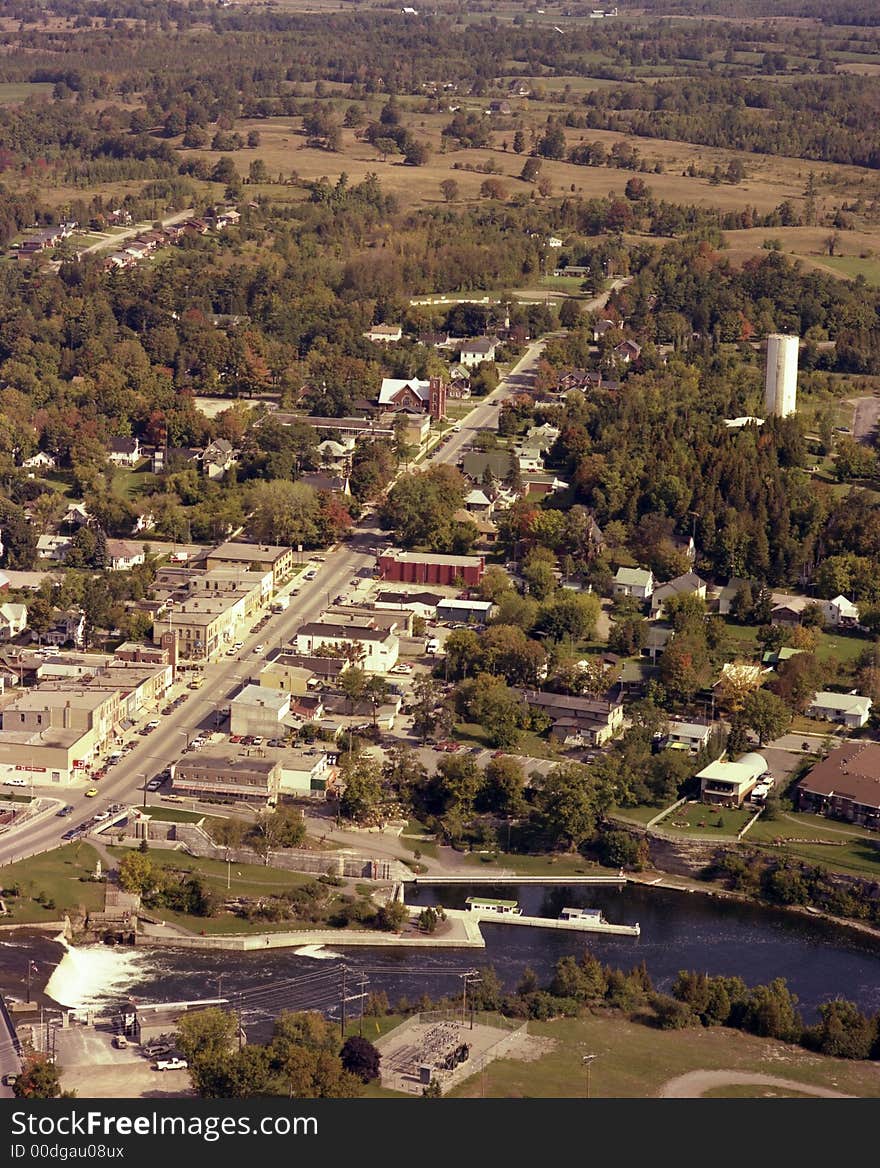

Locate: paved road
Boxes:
[0,319,561,868]
[849,394,880,444]
[78,209,195,257]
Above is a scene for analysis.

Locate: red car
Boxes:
[229,735,242,744]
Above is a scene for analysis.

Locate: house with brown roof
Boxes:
[796,741,880,828]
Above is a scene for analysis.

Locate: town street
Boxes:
[0,323,571,866]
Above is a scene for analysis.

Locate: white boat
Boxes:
[465,897,522,916]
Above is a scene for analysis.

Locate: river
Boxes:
[2,884,879,1041]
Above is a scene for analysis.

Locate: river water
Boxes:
[2,884,879,1041]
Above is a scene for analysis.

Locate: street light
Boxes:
[582,1053,598,1099]
[26,959,38,1004]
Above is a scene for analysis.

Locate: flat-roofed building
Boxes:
[259,653,346,696]
[665,720,712,754]
[172,755,280,806]
[377,549,485,588]
[229,684,291,737]
[294,623,399,674]
[205,542,294,588]
[697,752,767,807]
[275,747,334,798]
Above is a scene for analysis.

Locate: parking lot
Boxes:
[56,1026,193,1099]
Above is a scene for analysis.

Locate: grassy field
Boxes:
[459,851,622,878]
[749,834,880,880]
[113,462,161,500]
[140,805,205,823]
[446,1012,880,1098]
[0,82,53,104]
[608,803,667,826]
[0,843,104,923]
[653,802,754,838]
[453,721,562,762]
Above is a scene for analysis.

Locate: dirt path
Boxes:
[658,1070,854,1098]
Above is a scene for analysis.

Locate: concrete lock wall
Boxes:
[173,824,409,882]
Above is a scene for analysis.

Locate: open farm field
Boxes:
[0,82,54,104]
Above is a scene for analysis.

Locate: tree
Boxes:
[364,675,389,727]
[340,1036,381,1082]
[658,633,712,703]
[439,178,459,203]
[176,1008,239,1096]
[532,762,598,851]
[247,480,320,546]
[375,899,408,931]
[468,676,529,749]
[520,157,542,183]
[338,666,368,713]
[480,754,526,816]
[742,689,791,746]
[13,1056,65,1098]
[339,756,384,822]
[512,129,526,154]
[118,850,156,894]
[538,592,600,644]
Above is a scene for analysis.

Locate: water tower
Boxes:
[763,333,799,418]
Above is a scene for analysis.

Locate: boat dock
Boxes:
[455,907,640,937]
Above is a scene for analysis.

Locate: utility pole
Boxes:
[26,960,37,1004]
[582,1053,597,1099]
[340,965,347,1040]
[359,971,367,1037]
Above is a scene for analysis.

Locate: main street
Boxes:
[0,298,621,867]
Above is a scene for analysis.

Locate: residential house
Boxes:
[807,692,872,729]
[108,436,141,468]
[650,572,706,618]
[770,597,812,627]
[202,439,235,480]
[22,451,57,471]
[822,595,860,628]
[152,446,201,475]
[613,566,654,601]
[698,752,768,807]
[592,319,618,341]
[795,741,880,828]
[106,540,146,572]
[614,339,642,364]
[37,535,72,563]
[463,488,494,516]
[522,691,624,748]
[487,100,511,115]
[45,610,85,648]
[294,622,400,674]
[364,323,403,344]
[665,720,712,754]
[461,450,517,484]
[642,625,672,663]
[715,576,754,616]
[457,337,497,368]
[447,366,472,398]
[0,603,27,640]
[62,502,90,529]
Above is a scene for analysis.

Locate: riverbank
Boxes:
[625,869,880,946]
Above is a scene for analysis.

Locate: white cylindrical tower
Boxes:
[764,333,799,418]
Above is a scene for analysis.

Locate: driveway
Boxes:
[848,394,880,444]
[659,1070,853,1099]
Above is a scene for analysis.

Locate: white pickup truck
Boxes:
[155,1057,188,1072]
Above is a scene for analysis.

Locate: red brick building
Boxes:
[377,550,485,587]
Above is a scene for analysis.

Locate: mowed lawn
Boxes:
[447,1013,880,1098]
[0,843,105,923]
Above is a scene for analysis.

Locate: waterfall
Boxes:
[44,933,151,1010]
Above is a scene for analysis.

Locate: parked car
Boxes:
[390,663,413,675]
[254,644,265,654]
[161,705,175,715]
[155,1057,188,1072]
[93,769,106,780]
[233,641,244,650]
[145,777,163,792]
[241,735,255,746]
[2,1073,17,1086]
[251,736,264,746]
[61,828,80,841]
[303,570,317,581]
[113,1035,128,1049]
[146,720,160,730]
[229,734,242,744]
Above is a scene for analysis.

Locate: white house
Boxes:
[364,323,403,344]
[293,622,399,674]
[22,451,57,471]
[665,720,712,754]
[651,572,706,617]
[0,602,27,640]
[613,566,654,600]
[108,436,141,467]
[808,692,872,729]
[822,595,860,628]
[37,535,72,562]
[62,502,90,528]
[106,540,146,571]
[457,337,497,368]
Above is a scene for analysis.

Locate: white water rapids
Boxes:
[44,933,151,1010]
